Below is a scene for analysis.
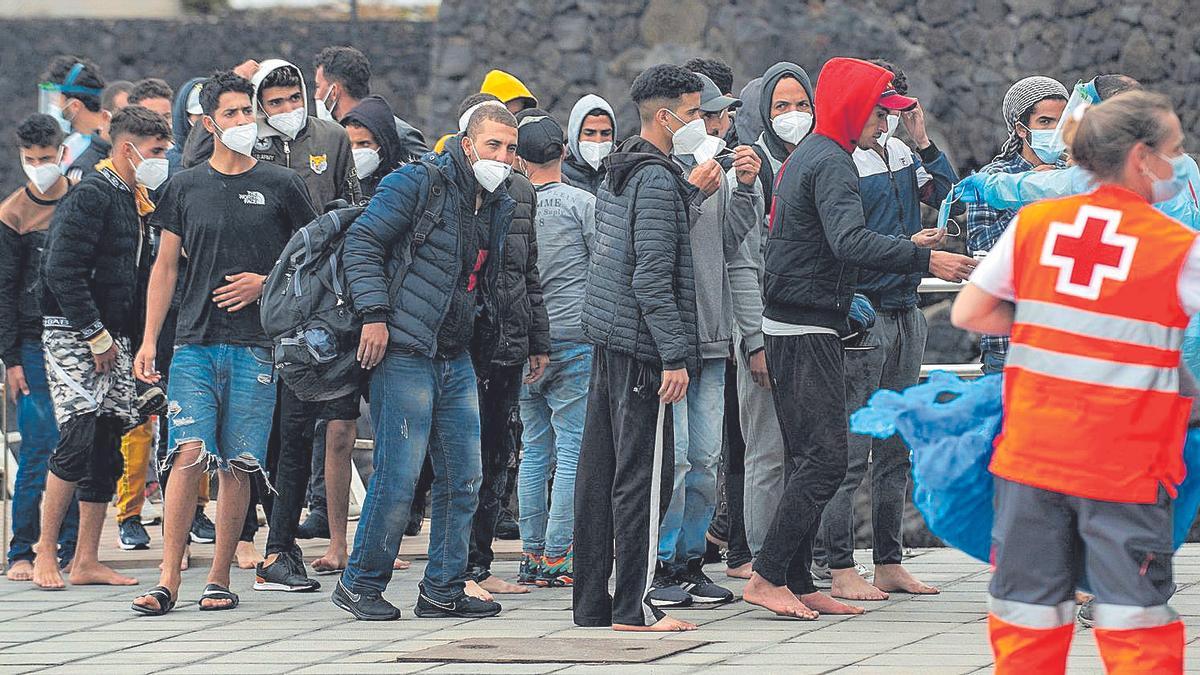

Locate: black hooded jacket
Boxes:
[341,95,404,197]
[581,136,699,371]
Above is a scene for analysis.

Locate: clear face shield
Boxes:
[1047,79,1100,159]
[38,63,103,135]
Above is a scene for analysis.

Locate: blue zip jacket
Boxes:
[343,143,513,357]
[854,139,957,310]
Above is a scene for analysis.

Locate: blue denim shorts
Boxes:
[165,343,277,474]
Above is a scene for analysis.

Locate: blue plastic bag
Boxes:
[851,371,1200,562]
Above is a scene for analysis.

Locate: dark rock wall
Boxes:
[0,16,431,193]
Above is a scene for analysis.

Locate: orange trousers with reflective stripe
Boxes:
[115,419,209,523]
[991,614,1184,674]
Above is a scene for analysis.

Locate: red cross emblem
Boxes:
[1039,205,1137,300]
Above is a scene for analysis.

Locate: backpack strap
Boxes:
[751,144,774,218]
[387,160,448,302]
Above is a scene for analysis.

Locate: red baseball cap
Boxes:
[879,88,918,111]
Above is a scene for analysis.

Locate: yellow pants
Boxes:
[115,419,209,523]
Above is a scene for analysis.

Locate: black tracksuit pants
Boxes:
[753,333,849,595]
[467,362,524,580]
[573,347,674,628]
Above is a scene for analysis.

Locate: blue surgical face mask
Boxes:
[1021,124,1064,164]
[936,193,963,238]
[1148,152,1191,204]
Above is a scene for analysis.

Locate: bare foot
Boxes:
[1075,591,1093,605]
[312,549,348,574]
[236,541,263,570]
[872,564,938,595]
[464,579,494,601]
[799,591,865,615]
[6,560,34,582]
[32,552,66,590]
[741,572,818,620]
[68,562,138,586]
[614,615,697,632]
[830,568,889,601]
[132,582,178,612]
[393,558,411,571]
[478,575,530,595]
[726,562,753,579]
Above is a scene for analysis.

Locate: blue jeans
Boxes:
[658,357,726,565]
[8,341,78,565]
[164,344,277,473]
[342,350,482,601]
[517,342,592,558]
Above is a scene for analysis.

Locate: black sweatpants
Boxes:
[467,362,524,580]
[722,358,751,569]
[753,333,849,595]
[265,382,319,556]
[573,347,674,628]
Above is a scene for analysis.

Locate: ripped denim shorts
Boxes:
[164,343,277,477]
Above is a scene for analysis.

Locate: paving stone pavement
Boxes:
[4,546,1200,673]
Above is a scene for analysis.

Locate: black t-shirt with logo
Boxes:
[152,161,316,347]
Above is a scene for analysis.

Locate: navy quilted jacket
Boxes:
[582,136,699,371]
[343,143,514,357]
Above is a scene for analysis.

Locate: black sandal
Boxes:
[199,583,239,611]
[131,586,176,616]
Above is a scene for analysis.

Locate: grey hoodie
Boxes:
[674,155,763,360]
[727,62,814,355]
[562,94,615,196]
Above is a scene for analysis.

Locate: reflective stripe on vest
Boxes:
[988,597,1075,629]
[1014,300,1185,351]
[1007,343,1180,393]
[1093,603,1180,630]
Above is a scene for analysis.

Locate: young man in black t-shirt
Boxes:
[131,72,316,615]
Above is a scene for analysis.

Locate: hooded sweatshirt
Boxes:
[727,63,815,355]
[167,76,205,176]
[563,94,616,195]
[182,59,361,211]
[341,95,404,198]
[762,58,930,332]
[480,69,538,109]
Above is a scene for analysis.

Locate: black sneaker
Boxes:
[117,518,151,550]
[405,510,424,537]
[296,509,330,540]
[494,508,520,540]
[678,557,734,604]
[189,506,215,544]
[413,586,502,618]
[645,564,692,608]
[332,580,401,621]
[254,551,320,592]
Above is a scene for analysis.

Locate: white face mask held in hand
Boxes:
[771,110,814,145]
[880,114,900,146]
[129,144,169,191]
[353,147,381,178]
[22,150,63,194]
[468,142,511,193]
[211,118,259,157]
[578,140,612,170]
[663,110,708,157]
[268,107,307,140]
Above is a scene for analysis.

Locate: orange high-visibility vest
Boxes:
[992,184,1197,503]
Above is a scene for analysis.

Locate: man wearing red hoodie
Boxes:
[743,58,976,619]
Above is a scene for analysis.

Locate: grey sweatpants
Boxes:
[736,336,785,556]
[814,306,926,569]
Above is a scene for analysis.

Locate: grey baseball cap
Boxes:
[695,72,742,113]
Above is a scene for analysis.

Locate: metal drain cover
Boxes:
[395,637,706,664]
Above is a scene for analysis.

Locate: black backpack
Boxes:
[260,159,448,401]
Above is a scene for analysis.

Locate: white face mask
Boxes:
[129,144,169,191]
[268,107,307,140]
[691,135,727,166]
[315,85,337,122]
[880,114,900,146]
[353,147,381,178]
[663,110,708,157]
[211,118,259,157]
[22,150,63,194]
[468,142,512,193]
[771,110,813,145]
[578,140,612,170]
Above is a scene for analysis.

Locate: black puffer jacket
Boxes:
[582,136,699,371]
[474,172,550,366]
[40,170,149,342]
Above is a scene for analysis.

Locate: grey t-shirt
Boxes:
[532,181,595,346]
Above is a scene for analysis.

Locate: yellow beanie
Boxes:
[480,69,538,109]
